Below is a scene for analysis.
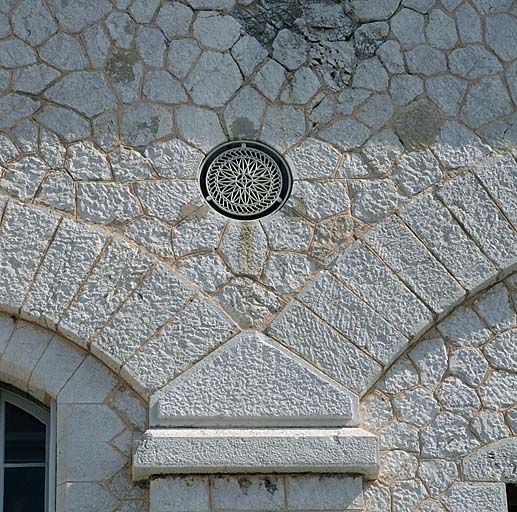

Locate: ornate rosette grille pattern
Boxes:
[199,141,292,220]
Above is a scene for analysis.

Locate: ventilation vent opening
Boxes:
[199,141,293,221]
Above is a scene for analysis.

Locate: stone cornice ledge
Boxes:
[132,428,379,481]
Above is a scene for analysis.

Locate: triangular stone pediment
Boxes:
[150,331,358,427]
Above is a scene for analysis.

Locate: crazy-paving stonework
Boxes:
[362,274,517,512]
[0,0,516,331]
[0,313,149,512]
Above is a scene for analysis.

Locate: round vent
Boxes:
[198,141,293,221]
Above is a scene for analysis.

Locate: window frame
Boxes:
[0,387,55,512]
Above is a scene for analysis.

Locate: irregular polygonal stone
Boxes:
[93,264,194,369]
[366,217,465,314]
[478,112,517,152]
[137,181,199,224]
[261,106,306,151]
[12,0,56,45]
[231,35,268,77]
[333,241,432,337]
[379,420,419,452]
[0,202,59,313]
[13,64,59,94]
[456,3,482,43]
[391,8,425,49]
[299,271,407,365]
[484,330,517,372]
[293,181,349,221]
[338,152,371,178]
[156,2,193,38]
[106,11,134,49]
[352,57,388,92]
[406,45,447,75]
[472,410,510,443]
[253,59,286,101]
[45,72,116,118]
[106,51,143,103]
[286,139,340,180]
[65,142,110,180]
[362,129,403,173]
[0,38,36,68]
[220,222,267,278]
[11,119,38,152]
[272,29,307,71]
[83,24,110,67]
[426,9,458,49]
[392,152,441,196]
[0,93,40,129]
[425,76,467,116]
[377,40,405,74]
[224,86,266,139]
[400,194,496,291]
[145,139,202,180]
[0,156,47,200]
[110,147,154,181]
[121,104,173,146]
[486,13,517,61]
[364,483,391,512]
[37,171,74,212]
[47,0,111,32]
[310,215,355,262]
[354,22,389,58]
[154,331,358,427]
[218,278,282,329]
[391,480,428,510]
[507,62,517,104]
[178,252,231,293]
[167,39,201,79]
[39,33,87,71]
[393,98,441,150]
[449,45,502,79]
[436,173,517,268]
[438,306,490,346]
[58,239,154,345]
[409,337,447,389]
[185,51,242,108]
[176,106,225,152]
[320,119,370,151]
[281,67,321,105]
[122,296,235,395]
[269,301,381,396]
[337,88,371,115]
[421,412,479,458]
[380,451,418,483]
[432,122,490,168]
[390,75,423,107]
[362,391,394,432]
[462,76,512,130]
[0,135,17,164]
[418,460,457,497]
[350,0,402,20]
[125,218,173,258]
[260,211,312,252]
[377,356,418,395]
[136,26,166,67]
[444,483,507,512]
[193,12,241,51]
[356,94,393,129]
[77,183,140,225]
[449,347,488,387]
[437,376,481,416]
[393,387,439,427]
[475,282,516,330]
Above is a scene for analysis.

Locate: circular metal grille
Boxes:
[199,141,292,220]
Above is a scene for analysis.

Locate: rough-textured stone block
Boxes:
[0,201,59,313]
[436,173,517,270]
[92,263,195,369]
[332,241,432,337]
[463,438,517,482]
[58,239,154,346]
[152,331,358,427]
[443,483,508,512]
[400,195,497,292]
[268,302,381,395]
[286,475,363,511]
[23,219,107,328]
[133,428,379,479]
[151,476,209,512]
[299,271,407,364]
[365,217,465,314]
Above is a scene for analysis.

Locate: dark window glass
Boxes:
[3,466,45,512]
[4,402,46,464]
[508,484,517,512]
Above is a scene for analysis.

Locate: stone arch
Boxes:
[0,196,237,398]
[267,154,517,399]
[360,274,517,511]
[0,310,148,511]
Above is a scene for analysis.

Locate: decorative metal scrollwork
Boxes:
[199,141,292,221]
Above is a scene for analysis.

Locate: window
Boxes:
[0,388,54,512]
[508,484,517,512]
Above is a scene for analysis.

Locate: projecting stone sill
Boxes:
[132,428,379,481]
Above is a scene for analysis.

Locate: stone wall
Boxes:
[0,0,516,510]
